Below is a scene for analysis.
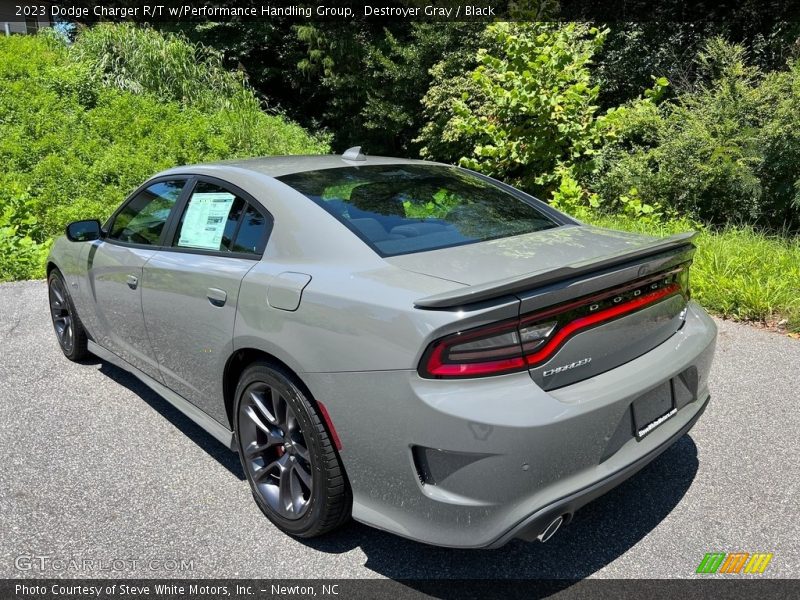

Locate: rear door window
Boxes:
[171,180,271,255]
[173,182,246,252]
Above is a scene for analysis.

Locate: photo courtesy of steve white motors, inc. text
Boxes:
[14,583,341,597]
[25,3,498,19]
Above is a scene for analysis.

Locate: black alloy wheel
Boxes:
[48,270,89,361]
[234,362,351,537]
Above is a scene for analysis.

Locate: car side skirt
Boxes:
[87,340,235,450]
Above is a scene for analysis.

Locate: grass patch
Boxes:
[587,214,800,332]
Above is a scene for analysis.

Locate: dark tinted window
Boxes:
[173,182,246,252]
[232,204,270,254]
[277,165,558,256]
[108,181,184,245]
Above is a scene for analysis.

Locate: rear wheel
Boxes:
[48,270,89,361]
[234,362,350,537]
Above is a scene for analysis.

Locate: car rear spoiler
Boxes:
[414,231,698,309]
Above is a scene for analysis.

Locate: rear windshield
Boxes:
[277,165,559,257]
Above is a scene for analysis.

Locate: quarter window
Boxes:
[231,204,270,254]
[108,181,184,246]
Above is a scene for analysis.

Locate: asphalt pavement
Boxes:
[0,279,798,580]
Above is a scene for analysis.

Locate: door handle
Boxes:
[207,287,227,307]
[126,274,138,290]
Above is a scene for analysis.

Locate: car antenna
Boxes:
[342,146,366,161]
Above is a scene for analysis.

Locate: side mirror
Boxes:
[66,219,102,242]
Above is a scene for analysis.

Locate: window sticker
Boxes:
[177,192,236,250]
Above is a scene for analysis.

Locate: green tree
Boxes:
[448,23,613,200]
[417,30,488,163]
[295,22,482,154]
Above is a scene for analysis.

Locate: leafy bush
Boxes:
[0,29,328,281]
[72,23,248,111]
[418,23,676,222]
[0,195,50,282]
[593,38,800,230]
[439,23,613,200]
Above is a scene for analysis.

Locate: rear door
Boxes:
[141,177,273,423]
[87,178,187,380]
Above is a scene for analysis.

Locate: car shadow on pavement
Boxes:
[92,360,245,480]
[303,434,699,593]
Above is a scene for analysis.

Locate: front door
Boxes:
[86,179,186,379]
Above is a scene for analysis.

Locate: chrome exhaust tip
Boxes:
[537,515,564,543]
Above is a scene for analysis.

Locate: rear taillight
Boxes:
[419,265,690,379]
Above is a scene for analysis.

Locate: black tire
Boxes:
[234,361,351,537]
[48,269,89,361]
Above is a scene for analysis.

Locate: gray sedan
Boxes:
[46,150,716,548]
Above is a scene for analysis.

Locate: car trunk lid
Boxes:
[402,225,696,389]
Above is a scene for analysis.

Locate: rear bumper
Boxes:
[487,393,709,548]
[305,301,717,548]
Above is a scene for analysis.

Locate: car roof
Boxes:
[158,154,447,179]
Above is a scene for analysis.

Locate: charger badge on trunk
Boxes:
[542,357,592,377]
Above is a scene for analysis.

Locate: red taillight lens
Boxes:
[419,265,689,379]
[424,321,527,377]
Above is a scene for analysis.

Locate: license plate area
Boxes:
[631,381,676,440]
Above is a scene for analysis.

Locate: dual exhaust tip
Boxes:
[537,514,567,543]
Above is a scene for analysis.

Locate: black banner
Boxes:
[3,579,800,600]
[12,0,800,23]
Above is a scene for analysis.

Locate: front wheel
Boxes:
[234,362,351,537]
[48,270,89,361]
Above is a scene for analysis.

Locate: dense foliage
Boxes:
[594,38,800,230]
[174,20,484,154]
[2,20,799,328]
[170,17,800,231]
[0,28,327,281]
[450,23,611,197]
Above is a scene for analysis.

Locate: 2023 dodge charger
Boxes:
[47,150,716,548]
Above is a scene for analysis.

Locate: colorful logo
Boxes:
[696,552,773,574]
